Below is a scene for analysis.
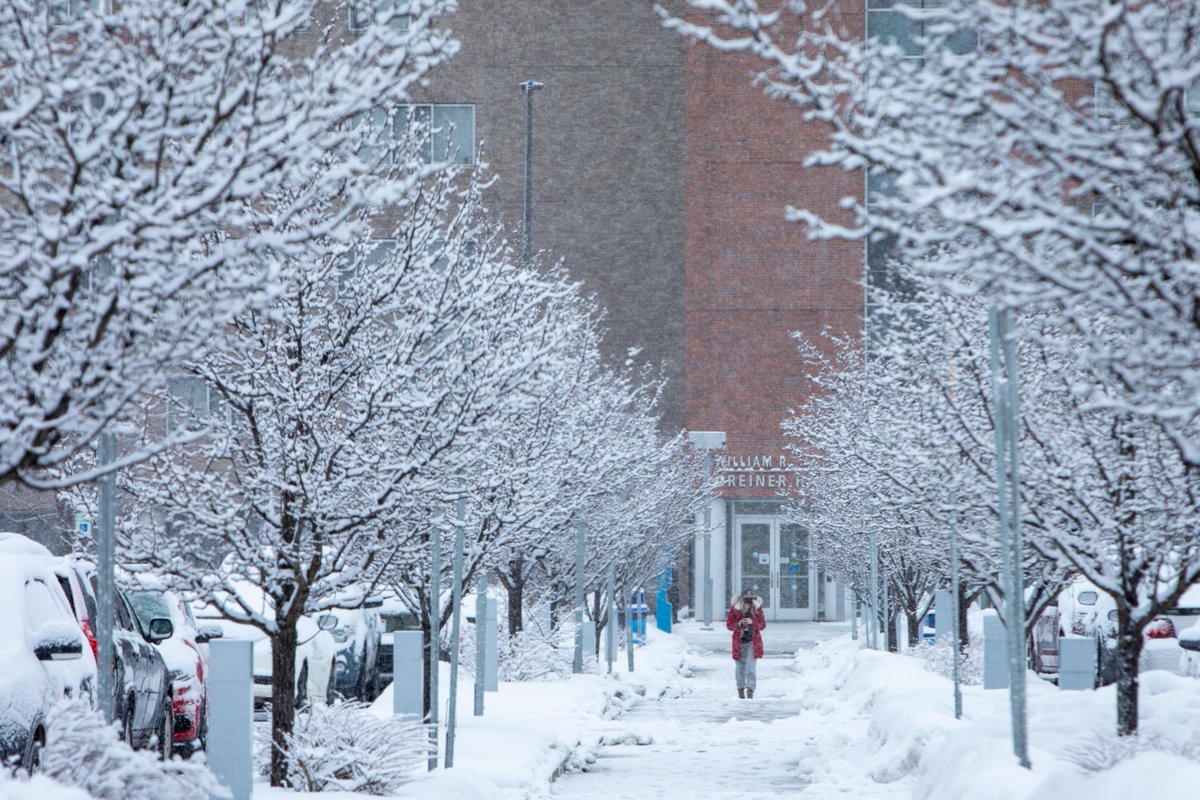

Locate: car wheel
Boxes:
[295,659,309,709]
[326,660,337,705]
[157,698,173,760]
[25,726,45,774]
[122,703,135,748]
[197,701,208,751]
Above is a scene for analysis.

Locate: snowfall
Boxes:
[5,617,1200,800]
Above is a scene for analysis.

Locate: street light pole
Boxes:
[989,307,1030,769]
[519,79,543,268]
[96,431,116,724]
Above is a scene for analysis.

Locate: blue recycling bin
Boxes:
[629,589,649,644]
[655,588,672,633]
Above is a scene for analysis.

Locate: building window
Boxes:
[50,0,90,25]
[336,239,396,295]
[354,104,475,167]
[167,376,226,433]
[245,0,310,30]
[350,0,409,31]
[866,1,975,60]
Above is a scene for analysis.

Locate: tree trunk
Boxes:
[958,586,972,654]
[905,608,920,648]
[1115,618,1144,736]
[269,618,299,787]
[505,570,524,636]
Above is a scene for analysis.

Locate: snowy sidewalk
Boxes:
[551,620,910,800]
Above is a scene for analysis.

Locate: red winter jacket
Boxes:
[726,595,766,660]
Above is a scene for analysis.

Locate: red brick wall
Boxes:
[683,4,865,499]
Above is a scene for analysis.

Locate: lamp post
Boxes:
[519,79,543,268]
[96,431,116,723]
[989,307,1030,769]
[687,431,725,627]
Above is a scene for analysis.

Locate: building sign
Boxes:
[716,453,800,490]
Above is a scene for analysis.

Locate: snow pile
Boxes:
[353,629,692,800]
[0,775,91,800]
[797,636,1200,800]
[39,700,223,800]
[264,701,429,794]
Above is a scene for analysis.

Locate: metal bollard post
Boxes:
[393,631,424,720]
[982,611,1009,689]
[484,597,498,692]
[1058,636,1097,690]
[208,639,253,800]
[935,590,953,646]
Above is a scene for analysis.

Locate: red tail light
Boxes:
[1145,618,1177,639]
[81,619,99,659]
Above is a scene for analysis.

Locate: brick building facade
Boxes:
[681,5,864,622]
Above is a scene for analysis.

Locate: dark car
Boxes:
[127,586,222,755]
[319,601,382,701]
[83,575,176,758]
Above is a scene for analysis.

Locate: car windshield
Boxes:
[128,590,172,628]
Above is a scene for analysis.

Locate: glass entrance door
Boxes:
[738,521,772,610]
[735,517,813,621]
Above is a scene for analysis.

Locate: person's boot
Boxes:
[746,689,754,699]
[737,688,745,699]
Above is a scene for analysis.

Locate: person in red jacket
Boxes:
[727,587,766,698]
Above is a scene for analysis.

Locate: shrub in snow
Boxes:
[917,633,983,686]
[1064,733,1200,773]
[40,700,224,800]
[260,701,428,793]
[498,621,588,681]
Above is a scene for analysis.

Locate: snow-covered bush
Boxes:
[1064,733,1200,772]
[499,621,583,681]
[917,634,983,686]
[40,700,224,800]
[260,701,428,793]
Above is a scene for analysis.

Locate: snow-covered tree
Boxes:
[0,0,456,491]
[665,0,1200,465]
[117,152,588,783]
[785,278,1200,733]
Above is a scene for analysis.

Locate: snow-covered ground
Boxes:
[5,619,1200,799]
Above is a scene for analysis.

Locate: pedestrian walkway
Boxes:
[550,620,912,800]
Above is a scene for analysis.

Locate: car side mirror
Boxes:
[1179,635,1200,652]
[34,622,84,661]
[318,614,338,631]
[146,617,174,644]
[195,624,224,644]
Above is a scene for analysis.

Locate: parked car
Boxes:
[1029,578,1118,683]
[126,584,222,754]
[193,591,336,715]
[83,574,175,758]
[0,557,96,774]
[373,602,422,699]
[1179,621,1200,678]
[1162,585,1200,642]
[319,602,382,701]
[0,534,99,663]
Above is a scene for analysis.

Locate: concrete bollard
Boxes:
[208,639,253,800]
[392,631,424,720]
[484,597,498,692]
[982,611,1009,689]
[1058,636,1097,690]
